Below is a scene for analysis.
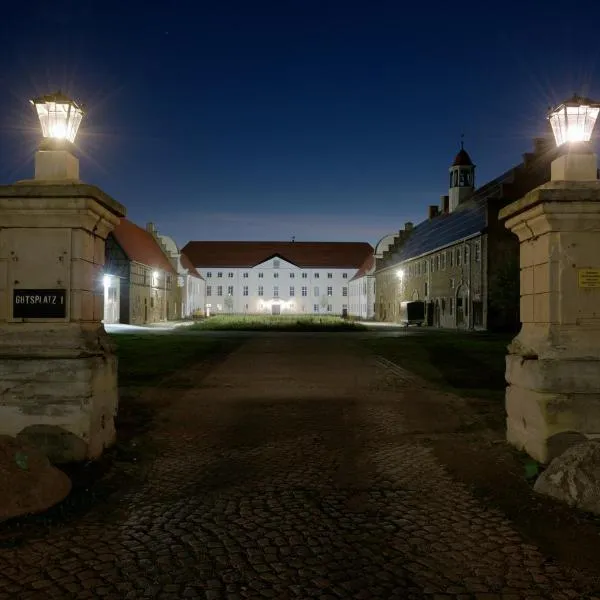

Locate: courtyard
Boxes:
[1,327,600,599]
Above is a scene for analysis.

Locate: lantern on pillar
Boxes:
[31,92,85,145]
[30,92,85,181]
[548,95,600,181]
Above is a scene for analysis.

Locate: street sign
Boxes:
[13,289,67,319]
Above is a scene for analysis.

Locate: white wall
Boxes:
[349,275,376,320]
[182,273,206,317]
[199,257,356,315]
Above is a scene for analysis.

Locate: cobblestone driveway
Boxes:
[0,335,598,599]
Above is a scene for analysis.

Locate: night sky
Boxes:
[1,0,599,247]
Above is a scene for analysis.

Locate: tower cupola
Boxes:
[448,140,475,212]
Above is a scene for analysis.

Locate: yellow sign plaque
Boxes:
[578,269,600,288]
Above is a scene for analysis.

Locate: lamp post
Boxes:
[499,94,600,463]
[0,92,126,462]
[548,94,599,181]
[30,91,85,181]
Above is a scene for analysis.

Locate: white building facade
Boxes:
[349,233,396,320]
[155,228,206,318]
[181,242,373,316]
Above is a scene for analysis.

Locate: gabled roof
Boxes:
[180,253,203,279]
[350,254,375,281]
[181,241,374,269]
[111,219,177,274]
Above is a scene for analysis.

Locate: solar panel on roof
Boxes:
[391,199,487,262]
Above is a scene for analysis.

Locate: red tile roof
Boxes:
[112,219,177,274]
[180,252,204,279]
[181,241,374,269]
[350,254,375,281]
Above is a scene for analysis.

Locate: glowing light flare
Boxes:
[103,274,111,287]
[31,92,85,143]
[548,96,600,147]
[396,269,404,280]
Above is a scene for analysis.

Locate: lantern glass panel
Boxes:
[33,97,84,143]
[549,102,600,146]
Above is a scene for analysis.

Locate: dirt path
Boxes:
[0,334,599,599]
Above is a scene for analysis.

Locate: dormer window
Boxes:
[274,259,280,269]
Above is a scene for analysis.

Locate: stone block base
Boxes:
[0,353,118,462]
[505,355,600,462]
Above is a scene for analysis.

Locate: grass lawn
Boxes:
[111,333,237,387]
[190,314,366,331]
[365,330,513,401]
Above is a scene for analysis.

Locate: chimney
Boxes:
[533,137,550,156]
[404,221,414,231]
[146,222,157,236]
[440,195,449,214]
[428,205,439,219]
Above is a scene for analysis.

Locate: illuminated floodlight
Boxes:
[396,269,404,280]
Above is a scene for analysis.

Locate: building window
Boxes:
[327,286,333,296]
[342,273,348,279]
[274,286,279,298]
[258,272,264,278]
[314,273,320,279]
[274,272,279,279]
[206,272,212,278]
[217,286,223,296]
[274,259,280,268]
[302,273,308,279]
[301,286,307,297]
[456,249,461,266]
[217,272,223,278]
[243,272,249,278]
[327,304,332,312]
[290,273,295,278]
[435,255,440,270]
[342,287,348,297]
[327,273,333,279]
[243,286,248,296]
[314,287,319,297]
[207,286,212,297]
[313,304,319,313]
[450,278,455,289]
[464,246,469,262]
[424,282,428,296]
[258,285,264,296]
[290,286,295,296]
[449,251,454,267]
[227,285,234,295]
[228,272,234,278]
[442,253,446,270]
[474,242,481,262]
[449,298,453,315]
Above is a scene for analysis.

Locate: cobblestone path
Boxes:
[0,335,598,599]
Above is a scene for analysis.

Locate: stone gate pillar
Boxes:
[500,144,600,463]
[0,95,125,462]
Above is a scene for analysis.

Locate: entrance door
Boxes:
[455,285,468,328]
[271,304,281,315]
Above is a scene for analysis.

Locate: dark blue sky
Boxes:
[1,0,599,247]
